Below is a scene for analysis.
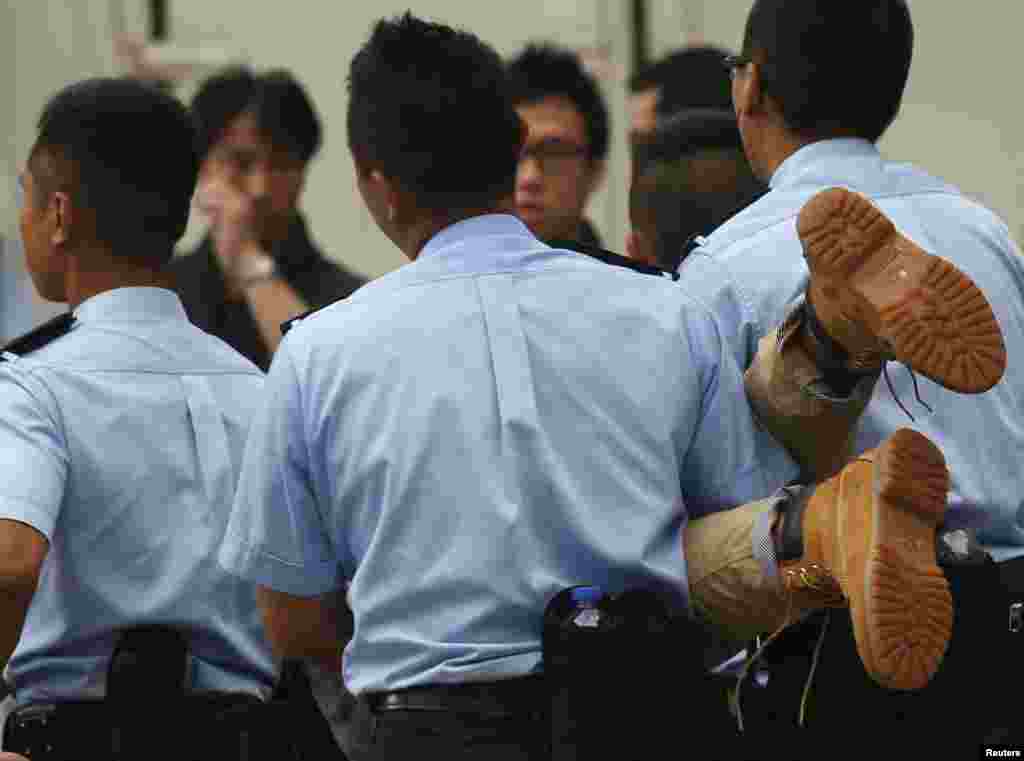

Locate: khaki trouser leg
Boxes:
[744,309,878,483]
[684,307,880,640]
[685,497,792,642]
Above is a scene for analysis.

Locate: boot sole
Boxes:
[848,428,953,690]
[797,187,1006,393]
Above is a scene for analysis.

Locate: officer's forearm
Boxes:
[255,586,344,673]
[0,585,35,667]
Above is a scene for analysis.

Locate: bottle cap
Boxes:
[569,586,603,606]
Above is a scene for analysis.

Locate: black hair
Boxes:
[32,77,199,262]
[347,12,524,213]
[630,110,766,271]
[190,66,322,163]
[629,45,734,115]
[507,43,610,162]
[742,0,913,142]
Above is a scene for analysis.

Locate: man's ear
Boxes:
[736,60,769,122]
[49,191,73,247]
[368,169,405,223]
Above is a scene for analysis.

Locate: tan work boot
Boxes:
[778,428,953,690]
[797,187,1006,393]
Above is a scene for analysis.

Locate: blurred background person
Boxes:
[627,109,765,271]
[507,43,609,247]
[170,66,365,372]
[628,45,734,141]
[170,65,357,760]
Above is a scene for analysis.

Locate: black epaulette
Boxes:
[682,234,704,258]
[669,234,706,272]
[548,239,680,281]
[280,296,346,337]
[0,312,76,360]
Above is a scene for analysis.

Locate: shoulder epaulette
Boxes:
[682,234,705,258]
[547,239,680,281]
[280,295,346,337]
[0,312,76,360]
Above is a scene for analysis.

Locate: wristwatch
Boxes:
[234,253,279,288]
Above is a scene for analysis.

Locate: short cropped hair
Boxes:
[629,45,734,115]
[631,110,765,271]
[347,13,524,213]
[507,43,610,162]
[742,0,913,142]
[32,77,199,262]
[191,66,322,163]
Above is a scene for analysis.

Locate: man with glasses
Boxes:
[507,44,608,248]
[170,67,365,373]
[677,1,1024,752]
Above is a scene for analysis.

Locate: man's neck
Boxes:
[398,203,512,261]
[756,125,814,183]
[65,247,172,310]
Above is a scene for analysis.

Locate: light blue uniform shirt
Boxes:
[678,138,1024,561]
[0,288,276,706]
[220,214,797,695]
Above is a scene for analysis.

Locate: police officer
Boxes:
[675,0,1024,754]
[0,78,291,760]
[217,13,1005,761]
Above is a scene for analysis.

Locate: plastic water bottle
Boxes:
[568,586,605,629]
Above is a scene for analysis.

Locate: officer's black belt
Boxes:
[364,675,545,716]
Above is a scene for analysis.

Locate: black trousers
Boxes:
[348,698,550,761]
[739,556,1024,758]
[346,673,748,761]
[275,660,350,760]
[3,693,299,761]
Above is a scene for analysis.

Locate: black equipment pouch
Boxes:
[106,625,188,701]
[542,586,724,761]
[106,626,189,758]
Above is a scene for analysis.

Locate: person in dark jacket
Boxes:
[170,66,365,372]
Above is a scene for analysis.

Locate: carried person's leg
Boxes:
[686,187,1007,691]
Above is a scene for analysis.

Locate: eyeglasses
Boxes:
[210,146,303,177]
[519,139,588,174]
[722,54,752,79]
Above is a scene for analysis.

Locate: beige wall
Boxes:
[6,1,1022,276]
[673,0,1024,243]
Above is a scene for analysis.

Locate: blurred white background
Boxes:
[4,0,1021,283]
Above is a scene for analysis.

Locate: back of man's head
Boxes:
[742,0,913,142]
[31,77,198,262]
[630,45,734,116]
[191,66,322,164]
[347,13,524,213]
[507,43,610,163]
[630,109,765,271]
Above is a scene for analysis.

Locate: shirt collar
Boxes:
[74,287,189,324]
[418,214,537,261]
[769,138,880,190]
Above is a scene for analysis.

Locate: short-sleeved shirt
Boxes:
[219,213,796,695]
[0,287,276,706]
[678,138,1024,561]
[169,214,366,371]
